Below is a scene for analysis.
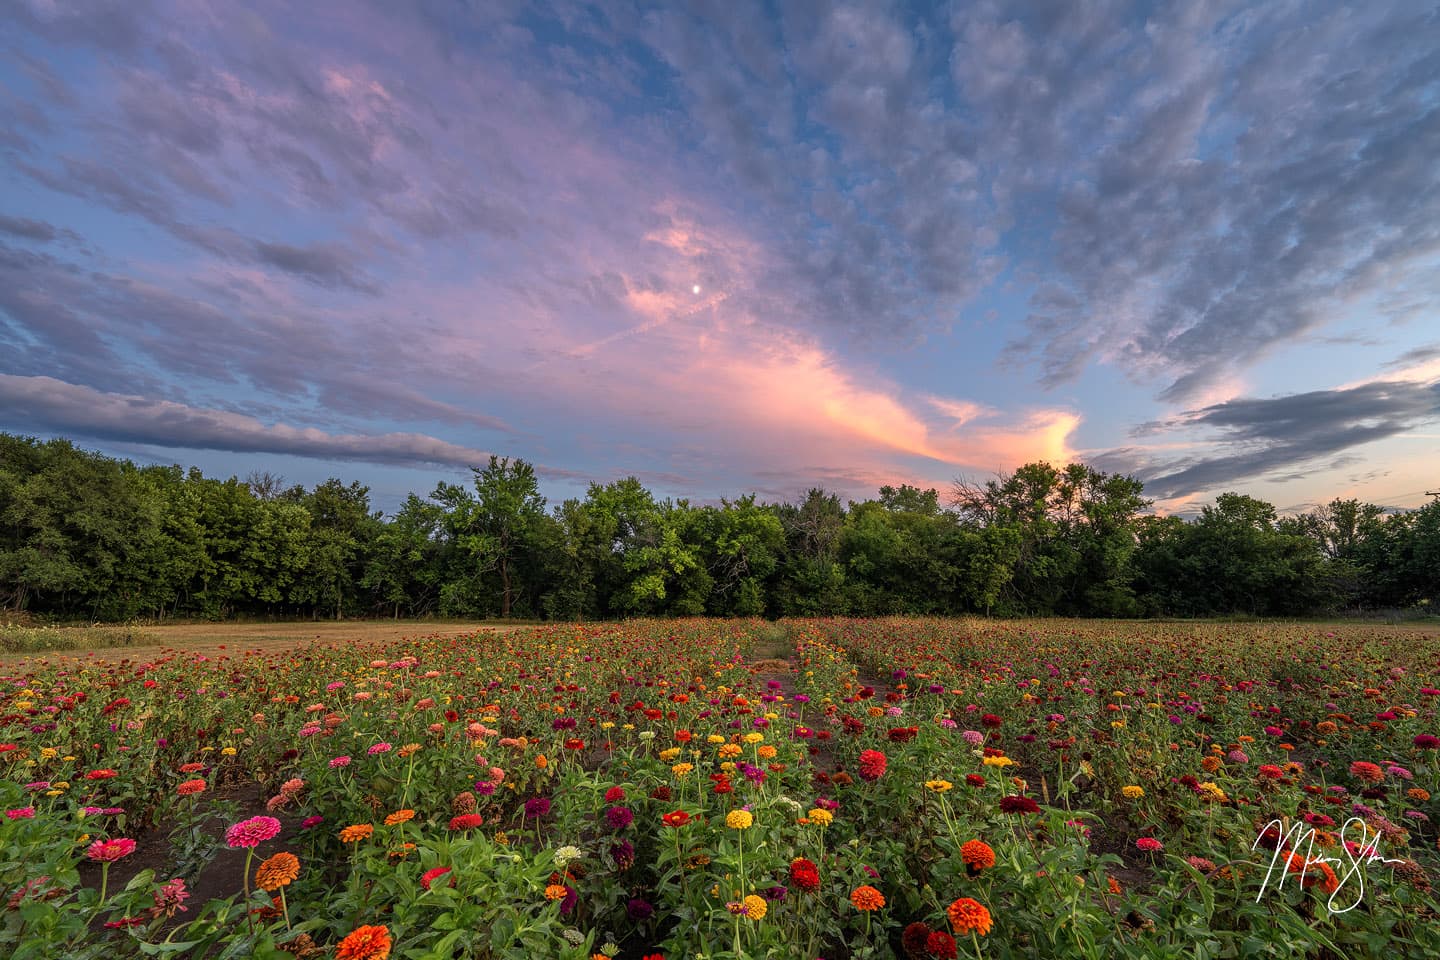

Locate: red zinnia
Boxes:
[420,866,453,890]
[1349,761,1384,783]
[662,810,691,828]
[449,813,483,830]
[85,769,119,781]
[925,931,959,958]
[858,749,888,782]
[999,795,1039,814]
[902,921,932,956]
[789,857,820,891]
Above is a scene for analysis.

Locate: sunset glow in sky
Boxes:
[3,1,1438,514]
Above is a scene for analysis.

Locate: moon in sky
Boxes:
[692,284,701,295]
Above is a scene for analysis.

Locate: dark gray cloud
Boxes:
[1140,379,1440,499]
[0,214,55,241]
[0,373,504,471]
[1384,343,1440,369]
[253,241,379,295]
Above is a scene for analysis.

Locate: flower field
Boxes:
[3,618,1440,959]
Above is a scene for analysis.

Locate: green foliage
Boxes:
[2,433,1438,623]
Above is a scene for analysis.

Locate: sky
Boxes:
[2,0,1439,517]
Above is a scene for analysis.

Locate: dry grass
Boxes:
[0,619,535,665]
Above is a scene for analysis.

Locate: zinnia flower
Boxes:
[858,749,888,782]
[421,866,453,891]
[177,779,206,797]
[947,897,992,936]
[742,894,767,920]
[254,852,300,891]
[335,924,391,960]
[339,824,374,843]
[449,813,483,831]
[998,795,1039,814]
[86,838,137,862]
[661,810,691,828]
[902,921,932,956]
[1349,761,1384,783]
[725,809,753,830]
[1136,837,1163,852]
[789,857,820,891]
[224,816,281,849]
[850,885,885,911]
[926,931,958,958]
[960,839,995,871]
[383,809,415,826]
[1121,785,1144,799]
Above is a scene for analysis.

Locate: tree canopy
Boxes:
[2,433,1436,621]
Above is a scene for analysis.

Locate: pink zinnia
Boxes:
[5,807,35,820]
[330,755,351,768]
[224,816,281,849]
[1136,837,1163,853]
[368,742,392,755]
[1414,734,1439,750]
[87,838,137,862]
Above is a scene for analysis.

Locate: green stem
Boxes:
[98,862,109,907]
[243,847,256,934]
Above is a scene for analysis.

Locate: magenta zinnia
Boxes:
[225,816,282,849]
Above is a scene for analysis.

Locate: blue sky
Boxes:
[2,0,1438,515]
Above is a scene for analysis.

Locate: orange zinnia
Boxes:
[383,809,416,826]
[850,885,885,911]
[339,824,374,843]
[254,851,300,891]
[335,924,391,960]
[176,778,206,796]
[947,897,993,936]
[544,883,569,901]
[959,839,995,871]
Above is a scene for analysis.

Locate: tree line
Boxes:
[1,433,1436,621]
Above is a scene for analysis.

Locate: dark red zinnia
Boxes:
[999,795,1039,814]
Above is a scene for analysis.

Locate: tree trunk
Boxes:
[500,558,512,618]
